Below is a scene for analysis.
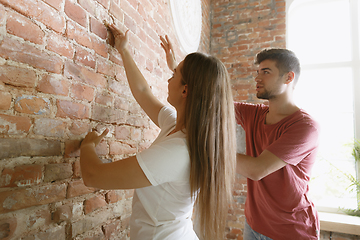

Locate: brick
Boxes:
[83,232,105,240]
[91,35,108,58]
[22,225,66,240]
[102,219,122,239]
[130,127,142,141]
[114,96,130,111]
[43,0,63,11]
[74,46,96,69]
[0,217,17,240]
[66,20,92,49]
[115,126,130,140]
[46,32,74,59]
[0,165,42,188]
[67,179,95,198]
[44,163,73,182]
[71,83,95,101]
[0,183,66,213]
[0,64,37,88]
[109,1,124,22]
[6,11,45,45]
[56,99,90,119]
[143,128,158,141]
[0,114,32,135]
[109,141,136,155]
[33,118,66,137]
[126,115,149,128]
[139,141,151,152]
[90,17,107,39]
[84,195,107,214]
[96,57,116,77]
[0,0,65,33]
[95,91,113,106]
[109,48,123,65]
[26,208,52,229]
[0,37,63,74]
[0,91,11,110]
[108,78,131,97]
[14,95,51,115]
[64,0,87,28]
[79,0,97,16]
[53,204,73,223]
[64,61,107,88]
[71,212,109,237]
[69,121,90,136]
[0,138,61,159]
[105,190,122,203]
[91,104,126,124]
[36,74,70,96]
[96,0,110,9]
[120,215,130,230]
[73,160,81,178]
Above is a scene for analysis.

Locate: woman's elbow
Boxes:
[81,169,97,187]
[247,169,268,181]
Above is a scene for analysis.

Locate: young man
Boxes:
[235,48,320,240]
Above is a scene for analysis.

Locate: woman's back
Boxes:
[130,106,198,240]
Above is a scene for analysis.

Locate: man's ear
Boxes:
[285,71,295,84]
[182,84,188,98]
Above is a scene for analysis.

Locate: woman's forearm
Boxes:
[80,144,102,187]
[120,49,152,103]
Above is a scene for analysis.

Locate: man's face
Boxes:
[255,59,287,100]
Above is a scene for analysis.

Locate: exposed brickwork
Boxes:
[0,0,353,239]
[211,0,286,103]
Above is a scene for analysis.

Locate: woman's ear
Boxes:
[182,84,188,98]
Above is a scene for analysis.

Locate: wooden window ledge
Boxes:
[319,212,360,235]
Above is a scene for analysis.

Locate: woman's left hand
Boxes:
[81,128,109,148]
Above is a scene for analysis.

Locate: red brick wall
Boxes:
[0,0,210,239]
[211,0,286,104]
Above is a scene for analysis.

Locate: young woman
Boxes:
[80,24,236,240]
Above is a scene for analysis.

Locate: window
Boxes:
[287,0,360,212]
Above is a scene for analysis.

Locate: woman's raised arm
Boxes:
[107,23,164,127]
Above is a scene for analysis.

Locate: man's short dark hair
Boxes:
[255,48,301,85]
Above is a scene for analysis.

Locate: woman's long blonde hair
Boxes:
[181,52,236,239]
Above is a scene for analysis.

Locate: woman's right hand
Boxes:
[106,23,129,55]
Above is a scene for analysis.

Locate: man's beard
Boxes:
[256,90,275,100]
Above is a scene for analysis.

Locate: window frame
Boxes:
[286,0,360,213]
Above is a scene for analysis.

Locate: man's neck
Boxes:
[265,97,299,125]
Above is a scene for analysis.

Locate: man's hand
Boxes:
[160,35,177,72]
[81,129,109,148]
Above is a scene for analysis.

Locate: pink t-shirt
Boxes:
[235,102,320,240]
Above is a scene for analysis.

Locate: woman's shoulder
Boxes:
[158,106,177,129]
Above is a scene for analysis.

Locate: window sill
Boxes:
[319,212,360,236]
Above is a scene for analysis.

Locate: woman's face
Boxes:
[167,61,186,107]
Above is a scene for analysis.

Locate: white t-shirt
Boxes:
[130,106,199,240]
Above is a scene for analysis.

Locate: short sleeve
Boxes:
[267,117,320,166]
[136,138,190,186]
[158,106,177,129]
